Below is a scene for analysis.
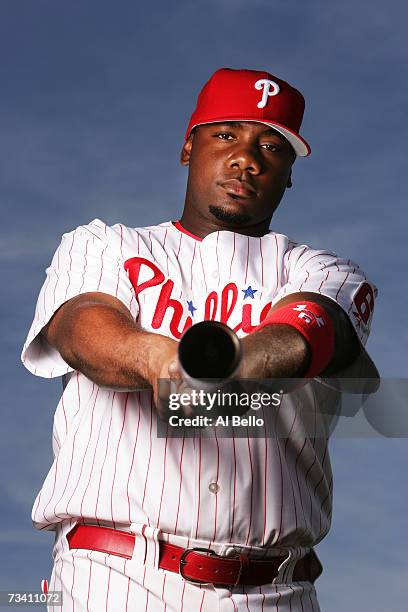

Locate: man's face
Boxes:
[180,121,296,235]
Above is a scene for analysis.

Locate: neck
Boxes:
[179,208,272,239]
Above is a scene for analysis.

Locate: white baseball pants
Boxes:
[47,520,321,612]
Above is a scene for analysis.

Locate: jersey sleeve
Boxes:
[274,244,377,349]
[21,219,138,378]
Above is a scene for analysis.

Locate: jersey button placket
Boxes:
[201,234,220,287]
[190,435,202,540]
[208,481,220,494]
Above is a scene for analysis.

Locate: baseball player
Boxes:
[22,68,377,611]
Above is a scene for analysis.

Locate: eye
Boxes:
[214,132,234,140]
[261,142,282,152]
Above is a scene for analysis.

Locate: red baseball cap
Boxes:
[185,68,311,157]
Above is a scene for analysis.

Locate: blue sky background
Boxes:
[1,0,407,609]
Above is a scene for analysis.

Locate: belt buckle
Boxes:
[179,546,243,588]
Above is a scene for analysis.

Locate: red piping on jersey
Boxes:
[172,221,203,241]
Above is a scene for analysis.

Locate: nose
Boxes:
[228,144,262,175]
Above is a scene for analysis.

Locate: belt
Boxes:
[67,525,322,587]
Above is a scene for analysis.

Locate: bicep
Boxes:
[22,222,139,379]
[42,291,135,348]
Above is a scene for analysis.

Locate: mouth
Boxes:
[218,179,257,200]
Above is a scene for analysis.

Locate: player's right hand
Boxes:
[152,349,200,421]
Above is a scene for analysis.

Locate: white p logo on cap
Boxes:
[255,79,280,109]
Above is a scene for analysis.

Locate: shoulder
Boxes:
[59,218,174,255]
[264,230,339,267]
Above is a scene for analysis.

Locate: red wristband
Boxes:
[256,301,335,378]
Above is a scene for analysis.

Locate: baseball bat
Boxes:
[178,321,242,390]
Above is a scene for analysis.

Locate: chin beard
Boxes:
[208,205,251,226]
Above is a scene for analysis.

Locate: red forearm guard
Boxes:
[256,301,335,378]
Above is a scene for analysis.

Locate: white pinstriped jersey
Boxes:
[22,218,376,553]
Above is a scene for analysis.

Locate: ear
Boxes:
[287,170,293,189]
[180,133,194,166]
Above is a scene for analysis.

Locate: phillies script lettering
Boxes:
[124,257,272,339]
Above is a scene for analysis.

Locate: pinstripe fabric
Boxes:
[22,219,376,611]
[49,521,321,611]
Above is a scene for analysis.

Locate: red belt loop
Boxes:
[66,524,322,587]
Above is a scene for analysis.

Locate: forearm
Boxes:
[240,324,311,379]
[239,292,362,380]
[42,295,176,390]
